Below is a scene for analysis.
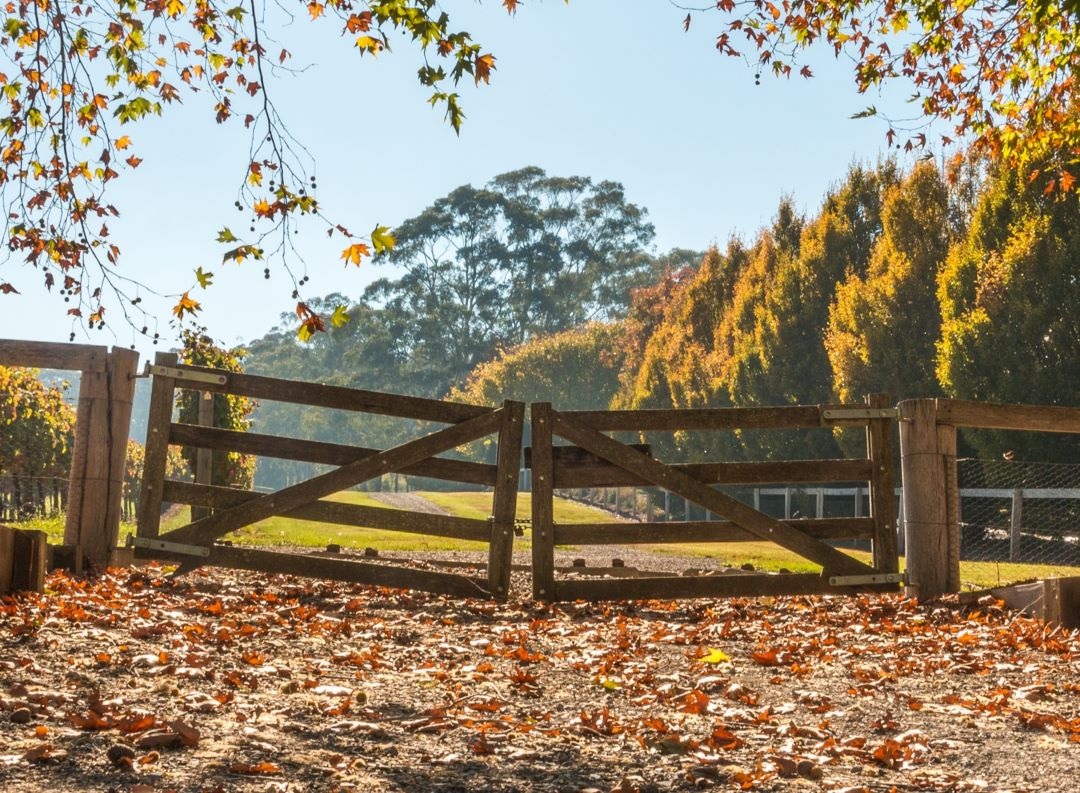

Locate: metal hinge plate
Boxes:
[828,573,905,587]
[142,363,227,386]
[130,536,211,558]
[821,408,899,420]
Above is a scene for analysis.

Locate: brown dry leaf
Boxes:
[229,760,282,775]
[135,730,183,750]
[168,718,201,747]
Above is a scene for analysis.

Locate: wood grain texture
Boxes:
[0,339,108,371]
[552,572,899,602]
[936,399,1080,433]
[530,403,556,600]
[168,423,498,485]
[553,458,874,489]
[137,352,179,540]
[487,401,525,599]
[168,362,492,424]
[161,410,503,547]
[134,544,494,599]
[551,411,874,577]
[554,517,875,545]
[162,481,491,540]
[866,393,898,575]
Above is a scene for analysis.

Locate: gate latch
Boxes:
[828,573,905,587]
[129,536,211,558]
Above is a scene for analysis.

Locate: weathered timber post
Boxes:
[898,399,959,599]
[487,400,525,600]
[64,346,139,570]
[938,421,961,592]
[866,393,899,574]
[137,352,179,540]
[192,391,214,521]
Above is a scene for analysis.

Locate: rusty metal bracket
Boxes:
[137,362,227,386]
[821,407,899,421]
[828,572,905,587]
[129,536,211,558]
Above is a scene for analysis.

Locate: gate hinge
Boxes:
[129,536,211,558]
[139,362,227,386]
[821,407,899,421]
[828,572,905,587]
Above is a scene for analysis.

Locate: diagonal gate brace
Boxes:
[550,412,875,578]
[159,409,504,549]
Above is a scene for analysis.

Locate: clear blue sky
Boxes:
[0,0,917,358]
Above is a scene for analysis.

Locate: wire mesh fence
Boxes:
[958,458,1080,568]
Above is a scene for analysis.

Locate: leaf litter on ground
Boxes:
[0,564,1076,791]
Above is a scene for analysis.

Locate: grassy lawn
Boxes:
[172,490,613,553]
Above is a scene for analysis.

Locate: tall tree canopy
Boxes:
[364,167,657,390]
[826,161,952,404]
[937,160,1080,460]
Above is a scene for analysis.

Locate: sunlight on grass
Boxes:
[643,539,1080,590]
[212,490,614,553]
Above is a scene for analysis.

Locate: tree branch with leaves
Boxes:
[0,0,501,339]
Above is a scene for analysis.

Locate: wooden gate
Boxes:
[134,353,524,599]
[529,397,900,601]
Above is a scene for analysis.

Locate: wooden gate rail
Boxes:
[136,352,524,599]
[901,398,1080,600]
[0,339,138,573]
[531,395,898,602]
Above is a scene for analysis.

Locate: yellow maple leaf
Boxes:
[172,291,201,319]
[166,0,186,17]
[308,2,324,20]
[115,135,132,150]
[475,53,496,85]
[253,199,273,218]
[340,242,370,266]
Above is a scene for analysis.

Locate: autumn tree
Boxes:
[0,366,75,515]
[0,0,503,335]
[937,161,1080,461]
[176,329,255,490]
[826,161,952,405]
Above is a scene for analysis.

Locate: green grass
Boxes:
[198,490,614,553]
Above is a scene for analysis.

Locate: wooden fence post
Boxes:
[487,400,524,599]
[530,403,555,601]
[899,399,958,599]
[938,421,961,592]
[866,393,898,575]
[63,346,139,570]
[137,352,179,539]
[193,391,214,521]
